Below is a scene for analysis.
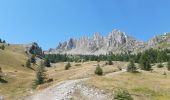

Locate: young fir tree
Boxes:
[35,61,47,85]
[127,60,137,73]
[26,59,31,68]
[95,64,103,76]
[65,62,71,70]
[108,58,113,65]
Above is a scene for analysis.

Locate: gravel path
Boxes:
[23,69,126,100]
[24,79,85,100]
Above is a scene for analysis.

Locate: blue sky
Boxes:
[0,0,170,50]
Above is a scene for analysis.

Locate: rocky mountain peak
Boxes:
[46,29,170,55]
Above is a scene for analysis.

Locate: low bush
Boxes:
[114,89,133,100]
[157,63,164,68]
[95,64,103,76]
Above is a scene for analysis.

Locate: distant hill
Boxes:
[46,29,170,55]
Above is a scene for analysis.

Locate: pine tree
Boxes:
[35,61,46,85]
[139,53,152,71]
[127,60,137,73]
[26,59,31,68]
[95,64,103,75]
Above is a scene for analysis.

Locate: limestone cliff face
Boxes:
[47,30,170,55]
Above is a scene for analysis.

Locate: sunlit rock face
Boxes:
[46,30,170,55]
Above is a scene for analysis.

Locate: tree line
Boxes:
[44,48,170,64]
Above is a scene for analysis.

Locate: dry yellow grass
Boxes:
[85,67,170,100]
[0,44,126,100]
[2,44,169,100]
[0,44,35,100]
[46,61,127,82]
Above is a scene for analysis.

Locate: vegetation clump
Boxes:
[127,60,137,73]
[157,63,164,68]
[44,49,170,64]
[44,58,51,67]
[31,55,36,64]
[65,62,71,70]
[29,42,43,56]
[34,61,47,85]
[108,59,113,65]
[95,64,103,75]
[114,89,133,100]
[139,53,152,71]
[0,45,5,50]
[26,59,31,68]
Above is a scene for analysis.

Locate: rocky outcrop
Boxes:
[46,30,170,55]
[147,32,170,49]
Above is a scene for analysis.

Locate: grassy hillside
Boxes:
[1,43,170,100]
[0,44,35,100]
[0,43,128,99]
[85,65,170,100]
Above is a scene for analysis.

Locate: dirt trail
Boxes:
[23,69,126,100]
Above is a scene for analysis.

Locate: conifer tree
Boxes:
[127,60,137,73]
[35,61,46,85]
[139,53,152,71]
[65,62,71,70]
[95,64,103,75]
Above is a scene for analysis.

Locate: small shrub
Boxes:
[127,60,137,73]
[114,89,133,100]
[65,62,71,70]
[44,58,51,67]
[47,78,53,83]
[108,59,113,65]
[95,64,103,75]
[157,63,164,68]
[26,59,31,68]
[0,45,5,50]
[74,63,81,66]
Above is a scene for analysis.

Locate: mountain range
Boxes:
[46,29,170,55]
